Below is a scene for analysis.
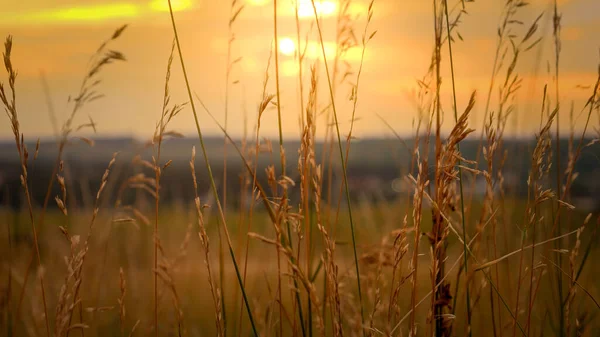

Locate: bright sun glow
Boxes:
[297,0,337,18]
[279,37,296,56]
[276,38,362,63]
[247,0,338,18]
[305,41,337,59]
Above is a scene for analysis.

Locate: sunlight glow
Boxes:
[305,41,337,59]
[150,0,194,12]
[279,37,296,56]
[297,0,337,18]
[247,0,270,5]
[247,0,338,18]
[281,60,299,77]
[276,38,363,61]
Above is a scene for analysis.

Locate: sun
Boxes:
[279,37,296,56]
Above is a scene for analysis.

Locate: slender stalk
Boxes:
[272,5,285,176]
[23,175,51,337]
[220,2,235,331]
[442,1,471,335]
[238,50,272,337]
[16,72,60,329]
[15,27,127,327]
[551,53,600,337]
[1,36,51,337]
[167,2,260,336]
[5,205,12,336]
[550,3,565,335]
[294,0,306,128]
[293,18,308,337]
[204,99,328,335]
[152,110,161,337]
[309,1,365,334]
[293,11,310,330]
[272,2,287,335]
[468,1,511,211]
[431,1,445,335]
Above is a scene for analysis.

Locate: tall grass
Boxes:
[441,0,471,335]
[1,1,600,337]
[167,0,259,336]
[309,0,365,334]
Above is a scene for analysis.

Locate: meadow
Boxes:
[1,0,600,337]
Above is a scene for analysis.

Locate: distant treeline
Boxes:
[1,136,599,210]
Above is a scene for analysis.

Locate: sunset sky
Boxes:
[1,0,599,140]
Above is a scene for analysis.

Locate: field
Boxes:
[1,0,600,337]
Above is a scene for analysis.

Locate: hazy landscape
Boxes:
[1,1,600,337]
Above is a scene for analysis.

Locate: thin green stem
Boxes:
[442,1,471,335]
[167,2,259,336]
[309,1,365,334]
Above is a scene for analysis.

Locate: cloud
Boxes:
[0,0,198,26]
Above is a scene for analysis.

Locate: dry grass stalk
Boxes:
[1,35,52,337]
[235,49,274,337]
[248,227,326,337]
[362,234,391,337]
[9,26,127,329]
[329,13,378,330]
[147,38,187,337]
[222,3,245,330]
[511,107,556,337]
[440,2,476,335]
[190,146,224,337]
[272,3,291,334]
[552,64,600,232]
[385,218,410,332]
[470,106,511,334]
[409,156,427,337]
[223,0,245,213]
[470,0,542,183]
[55,231,86,337]
[298,63,319,337]
[154,238,186,336]
[335,0,375,225]
[321,0,358,236]
[314,168,343,337]
[428,92,476,337]
[54,152,118,337]
[564,227,581,334]
[429,2,449,333]
[5,1,600,336]
[392,212,496,336]
[308,1,366,334]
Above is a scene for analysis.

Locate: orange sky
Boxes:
[1,0,599,140]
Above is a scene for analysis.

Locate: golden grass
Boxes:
[2,1,600,337]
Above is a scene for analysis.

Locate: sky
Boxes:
[1,0,599,141]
